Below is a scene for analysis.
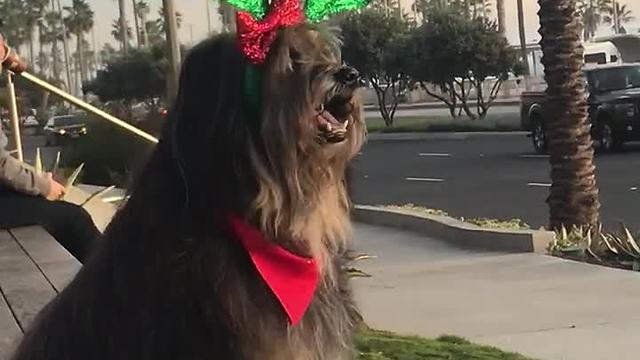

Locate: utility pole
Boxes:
[206,0,212,35]
[55,0,73,94]
[163,0,181,100]
[516,0,530,90]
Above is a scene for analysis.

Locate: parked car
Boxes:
[521,63,640,153]
[44,115,88,146]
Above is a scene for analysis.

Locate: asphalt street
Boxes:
[352,133,640,230]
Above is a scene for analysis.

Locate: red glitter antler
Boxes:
[236,0,304,65]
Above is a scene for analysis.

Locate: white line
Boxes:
[406,177,445,183]
[521,154,550,159]
[527,182,551,188]
[418,153,452,157]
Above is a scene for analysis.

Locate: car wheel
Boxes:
[531,117,547,154]
[598,121,623,153]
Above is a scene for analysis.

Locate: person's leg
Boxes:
[0,190,100,262]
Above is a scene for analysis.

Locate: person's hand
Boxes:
[45,172,65,201]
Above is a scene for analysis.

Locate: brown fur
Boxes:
[10,24,365,360]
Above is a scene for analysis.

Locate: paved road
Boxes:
[364,104,520,119]
[354,223,640,360]
[352,133,640,230]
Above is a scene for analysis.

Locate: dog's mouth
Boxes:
[316,93,355,144]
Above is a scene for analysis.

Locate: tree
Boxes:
[64,0,94,86]
[604,1,634,34]
[218,0,236,32]
[0,0,30,52]
[496,0,505,35]
[538,0,600,229]
[156,7,183,33]
[131,0,141,47]
[340,8,412,126]
[118,0,129,52]
[406,10,522,119]
[578,0,612,41]
[84,46,166,104]
[25,0,50,71]
[135,1,151,47]
[111,19,133,48]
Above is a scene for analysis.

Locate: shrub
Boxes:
[62,117,154,187]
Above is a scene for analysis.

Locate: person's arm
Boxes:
[0,129,50,197]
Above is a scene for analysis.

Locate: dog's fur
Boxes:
[11,24,365,360]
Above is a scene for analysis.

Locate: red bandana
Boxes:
[225,213,319,326]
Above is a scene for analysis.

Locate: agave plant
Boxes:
[550,224,640,271]
[343,252,377,278]
[33,148,111,208]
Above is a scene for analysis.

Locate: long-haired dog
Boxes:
[11,23,366,360]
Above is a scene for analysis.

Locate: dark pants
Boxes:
[0,189,100,263]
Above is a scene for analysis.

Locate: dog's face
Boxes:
[262,25,365,161]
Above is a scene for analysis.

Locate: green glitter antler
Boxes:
[223,0,268,20]
[304,0,371,22]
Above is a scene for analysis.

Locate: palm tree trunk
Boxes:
[141,14,149,47]
[52,39,61,81]
[131,0,141,47]
[538,0,600,230]
[28,26,36,72]
[496,0,506,35]
[517,0,530,86]
[119,0,129,52]
[77,33,86,83]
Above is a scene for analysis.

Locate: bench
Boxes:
[0,227,81,358]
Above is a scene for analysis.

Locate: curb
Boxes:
[353,205,553,254]
[366,131,528,141]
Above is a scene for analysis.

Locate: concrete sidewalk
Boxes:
[353,223,640,360]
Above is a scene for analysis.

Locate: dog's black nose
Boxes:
[335,66,360,86]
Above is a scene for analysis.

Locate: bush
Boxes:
[62,117,154,187]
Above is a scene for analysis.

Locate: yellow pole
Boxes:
[6,73,24,161]
[18,71,159,144]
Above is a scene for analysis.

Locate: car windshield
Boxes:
[54,116,83,127]
[590,65,640,93]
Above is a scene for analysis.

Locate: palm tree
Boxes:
[604,2,634,34]
[111,19,133,47]
[131,0,141,47]
[26,0,50,71]
[0,0,30,55]
[39,11,64,80]
[218,0,236,32]
[64,0,94,85]
[517,0,530,78]
[496,0,505,35]
[118,0,130,52]
[538,0,600,229]
[135,1,151,47]
[579,0,612,41]
[157,7,183,33]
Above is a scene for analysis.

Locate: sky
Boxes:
[86,0,640,50]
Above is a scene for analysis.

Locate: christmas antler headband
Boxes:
[227,0,370,65]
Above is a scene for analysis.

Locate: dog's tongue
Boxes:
[317,110,345,131]
[225,213,319,326]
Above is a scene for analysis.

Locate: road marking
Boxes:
[418,153,451,157]
[631,187,638,191]
[521,154,550,159]
[527,182,551,188]
[406,177,445,183]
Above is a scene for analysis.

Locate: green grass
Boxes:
[366,114,521,134]
[384,204,531,231]
[357,329,535,360]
